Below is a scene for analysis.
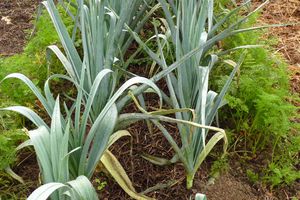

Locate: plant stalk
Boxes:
[186,172,195,189]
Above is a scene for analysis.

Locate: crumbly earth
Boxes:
[0,0,38,56]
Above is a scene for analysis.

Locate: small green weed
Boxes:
[0,100,26,170]
[246,169,259,184]
[94,178,107,191]
[210,156,229,176]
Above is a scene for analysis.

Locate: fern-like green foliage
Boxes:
[213,0,299,187]
[213,2,292,143]
[0,100,26,170]
[0,130,27,170]
[265,162,300,187]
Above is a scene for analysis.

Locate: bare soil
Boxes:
[0,0,38,56]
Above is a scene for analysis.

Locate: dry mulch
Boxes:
[99,118,263,200]
[256,0,300,65]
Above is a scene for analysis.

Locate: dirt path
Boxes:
[0,0,38,56]
[257,0,300,66]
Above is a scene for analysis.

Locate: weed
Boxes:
[246,169,259,184]
[210,156,229,178]
[94,178,107,191]
[0,100,26,170]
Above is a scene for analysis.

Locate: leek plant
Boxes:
[1,66,161,199]
[195,193,207,200]
[123,0,269,189]
[22,100,98,200]
[3,0,214,197]
[57,0,154,54]
[117,0,270,109]
[39,0,159,197]
[45,0,156,100]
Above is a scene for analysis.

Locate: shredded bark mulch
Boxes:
[99,119,262,200]
[256,0,300,65]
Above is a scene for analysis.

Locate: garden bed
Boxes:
[0,0,299,200]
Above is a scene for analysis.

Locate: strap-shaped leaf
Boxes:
[29,127,54,183]
[194,131,228,175]
[28,176,98,200]
[101,151,154,200]
[42,0,82,77]
[107,130,131,149]
[1,73,53,116]
[50,97,64,181]
[47,45,79,82]
[84,104,118,178]
[0,106,48,128]
[27,182,67,200]
[67,176,98,200]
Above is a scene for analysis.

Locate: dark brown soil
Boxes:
[204,173,261,200]
[0,0,38,56]
[13,149,40,191]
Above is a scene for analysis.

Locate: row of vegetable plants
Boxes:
[1,0,296,199]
